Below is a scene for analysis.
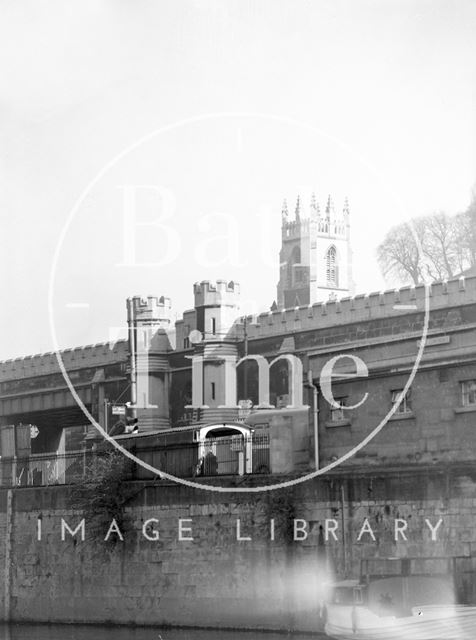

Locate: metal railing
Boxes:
[0,433,271,486]
[1,450,92,487]
[134,433,270,480]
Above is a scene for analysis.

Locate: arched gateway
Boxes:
[196,422,268,476]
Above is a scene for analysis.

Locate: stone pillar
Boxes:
[223,356,238,407]
[191,356,204,407]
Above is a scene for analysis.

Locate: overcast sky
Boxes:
[1,0,475,359]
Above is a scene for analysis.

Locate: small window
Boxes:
[461,380,476,406]
[211,382,216,400]
[211,317,216,335]
[142,329,149,349]
[330,397,347,422]
[391,388,412,413]
[183,337,190,349]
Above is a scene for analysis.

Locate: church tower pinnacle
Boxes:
[325,194,334,220]
[281,198,289,222]
[310,192,319,219]
[276,192,354,310]
[343,196,350,219]
[295,195,301,222]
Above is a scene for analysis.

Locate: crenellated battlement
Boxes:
[127,295,172,324]
[193,279,240,309]
[316,220,347,236]
[0,340,129,380]
[282,217,312,238]
[282,217,347,238]
[2,276,475,381]
[241,275,476,341]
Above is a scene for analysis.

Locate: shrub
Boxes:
[70,449,136,547]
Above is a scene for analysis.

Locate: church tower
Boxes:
[276,193,354,309]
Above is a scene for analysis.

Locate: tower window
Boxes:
[211,382,216,400]
[211,317,216,335]
[326,246,338,287]
[291,245,301,265]
[288,245,303,286]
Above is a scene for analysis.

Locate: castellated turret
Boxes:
[126,295,173,430]
[193,279,240,309]
[193,280,240,342]
[128,295,172,326]
[276,192,354,310]
[187,280,241,412]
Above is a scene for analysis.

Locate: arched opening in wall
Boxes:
[270,359,289,408]
[236,359,259,406]
[325,245,338,287]
[198,423,251,476]
[171,376,193,426]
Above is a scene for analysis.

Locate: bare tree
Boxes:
[377,221,424,285]
[419,212,460,281]
[377,199,476,286]
[454,191,476,270]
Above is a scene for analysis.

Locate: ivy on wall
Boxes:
[255,489,296,545]
[70,450,136,547]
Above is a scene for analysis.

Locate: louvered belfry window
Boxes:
[326,246,338,286]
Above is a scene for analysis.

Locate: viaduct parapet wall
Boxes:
[0,340,129,381]
[2,276,475,382]
[240,276,476,341]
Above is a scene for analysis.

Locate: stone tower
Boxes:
[276,193,354,309]
[126,295,172,430]
[190,280,240,409]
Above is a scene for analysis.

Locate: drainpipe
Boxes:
[306,370,319,470]
[341,482,348,576]
[4,488,13,623]
[103,399,109,434]
[126,298,137,419]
